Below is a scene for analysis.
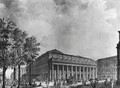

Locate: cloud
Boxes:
[52,0,118,58]
[0,0,118,59]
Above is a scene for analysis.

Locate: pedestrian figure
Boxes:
[90,79,95,88]
[110,79,114,88]
[104,78,111,88]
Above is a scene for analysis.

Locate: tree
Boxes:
[24,36,40,86]
[0,18,15,88]
[11,28,27,88]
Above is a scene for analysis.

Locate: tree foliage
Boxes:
[0,18,15,68]
[24,36,40,64]
[10,28,27,67]
[0,17,40,88]
[0,18,16,88]
[24,36,40,85]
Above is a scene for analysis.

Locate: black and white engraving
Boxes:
[0,0,120,88]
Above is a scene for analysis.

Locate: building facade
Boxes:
[117,31,120,84]
[31,49,97,82]
[11,65,26,81]
[97,56,117,80]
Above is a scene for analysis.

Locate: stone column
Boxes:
[95,67,97,78]
[79,66,81,80]
[93,67,94,79]
[68,66,69,78]
[59,65,61,80]
[84,67,86,80]
[76,66,77,80]
[55,65,57,80]
[71,66,73,76]
[49,63,51,81]
[67,65,68,79]
[90,67,91,79]
[83,67,85,80]
[86,67,88,81]
[94,68,95,79]
[52,64,54,81]
[65,65,67,80]
[63,65,64,80]
[57,65,59,81]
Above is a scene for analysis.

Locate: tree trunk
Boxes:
[2,65,7,88]
[13,67,16,80]
[29,63,31,86]
[17,65,20,88]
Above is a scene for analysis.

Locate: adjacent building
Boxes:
[97,56,117,80]
[31,49,97,82]
[11,65,26,81]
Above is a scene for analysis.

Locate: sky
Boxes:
[0,0,120,78]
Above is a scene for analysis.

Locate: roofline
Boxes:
[97,55,117,61]
[54,53,95,61]
[37,49,95,62]
[48,49,95,60]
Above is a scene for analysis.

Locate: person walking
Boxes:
[110,79,114,88]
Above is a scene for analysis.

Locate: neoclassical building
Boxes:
[97,56,117,80]
[31,49,97,82]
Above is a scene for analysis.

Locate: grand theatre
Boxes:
[31,49,97,82]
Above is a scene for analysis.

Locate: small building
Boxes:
[30,49,97,82]
[97,56,117,80]
[16,65,26,80]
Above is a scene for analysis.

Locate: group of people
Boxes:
[89,78,115,88]
[104,78,115,88]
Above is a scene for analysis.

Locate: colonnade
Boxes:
[49,63,97,81]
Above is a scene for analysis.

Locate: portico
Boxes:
[49,63,97,81]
